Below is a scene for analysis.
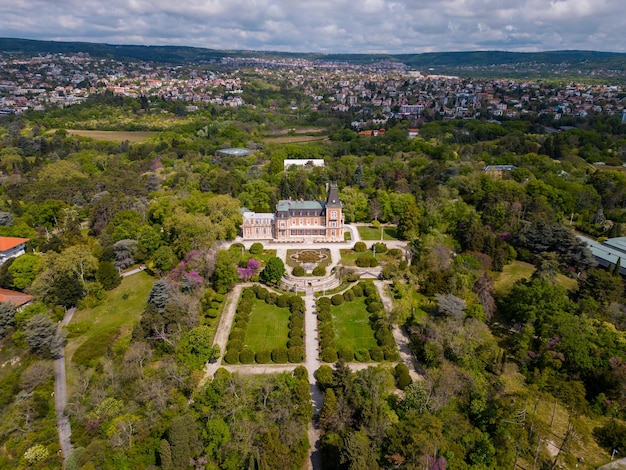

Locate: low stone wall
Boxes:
[281,273,342,293]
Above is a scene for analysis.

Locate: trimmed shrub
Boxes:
[337,348,354,362]
[316,365,334,390]
[206,308,219,318]
[321,348,338,363]
[254,286,268,300]
[375,328,395,347]
[331,294,344,306]
[319,324,334,340]
[362,283,377,297]
[381,264,398,280]
[256,350,271,364]
[250,242,264,255]
[355,254,373,267]
[369,257,379,267]
[351,285,363,297]
[355,348,371,362]
[292,266,305,277]
[288,336,304,348]
[210,301,222,310]
[227,339,243,352]
[288,347,305,363]
[271,347,288,363]
[317,310,331,322]
[367,302,383,314]
[237,300,252,315]
[317,297,331,311]
[224,350,239,364]
[229,328,245,341]
[312,265,326,276]
[320,337,335,350]
[343,290,355,302]
[290,318,304,331]
[372,242,388,254]
[289,296,305,312]
[353,241,367,252]
[239,348,254,364]
[276,294,290,308]
[369,346,384,361]
[394,363,412,390]
[289,327,304,339]
[384,347,400,361]
[214,293,225,302]
[388,248,403,258]
[293,365,308,381]
[242,287,255,301]
[266,293,277,305]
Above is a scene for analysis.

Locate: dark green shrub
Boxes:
[242,287,255,301]
[290,317,304,330]
[381,264,398,280]
[266,293,277,305]
[317,297,331,312]
[594,420,626,457]
[319,325,334,340]
[292,266,305,277]
[312,265,326,276]
[224,350,239,364]
[369,346,384,361]
[353,241,367,252]
[355,254,373,267]
[388,248,402,258]
[375,328,395,347]
[365,293,379,305]
[321,348,338,363]
[293,365,308,381]
[239,348,254,364]
[369,257,379,267]
[343,290,355,302]
[227,339,243,352]
[237,300,252,315]
[355,348,371,362]
[317,310,331,322]
[320,337,335,350]
[288,336,304,348]
[394,363,412,390]
[337,348,354,362]
[271,347,288,363]
[351,285,363,297]
[288,347,304,363]
[372,242,388,254]
[289,327,304,339]
[210,301,222,310]
[256,350,271,364]
[362,282,377,297]
[234,320,248,331]
[206,308,219,318]
[331,294,344,306]
[229,328,245,341]
[276,294,290,308]
[254,285,268,300]
[214,293,225,302]
[289,296,305,313]
[250,242,263,255]
[367,302,383,314]
[316,365,334,390]
[399,260,408,270]
[384,347,400,361]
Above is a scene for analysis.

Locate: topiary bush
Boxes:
[353,241,367,252]
[229,328,246,342]
[250,242,264,255]
[206,308,219,318]
[271,347,288,363]
[224,349,239,364]
[388,248,403,258]
[384,347,400,361]
[316,365,334,390]
[372,242,388,254]
[256,350,271,364]
[292,265,305,277]
[331,294,344,306]
[276,294,290,308]
[337,348,354,362]
[293,365,308,381]
[288,336,304,348]
[355,348,371,362]
[312,265,326,276]
[317,310,331,322]
[288,347,305,363]
[239,348,254,364]
[367,302,383,314]
[369,346,384,361]
[227,339,243,352]
[351,285,363,297]
[343,290,355,302]
[321,348,338,363]
[355,254,373,267]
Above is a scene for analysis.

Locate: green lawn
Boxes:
[244,298,291,351]
[357,225,398,241]
[332,297,378,352]
[495,260,578,295]
[66,272,153,385]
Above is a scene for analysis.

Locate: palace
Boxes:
[241,183,344,242]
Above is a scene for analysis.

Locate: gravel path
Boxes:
[54,307,76,464]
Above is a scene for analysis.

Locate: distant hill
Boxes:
[1,37,625,78]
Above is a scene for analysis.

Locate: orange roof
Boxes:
[0,288,33,307]
[0,237,28,251]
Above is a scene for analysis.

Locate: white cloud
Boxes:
[0,0,624,53]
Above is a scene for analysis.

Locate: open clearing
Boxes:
[64,129,159,142]
[332,297,378,353]
[244,298,291,351]
[494,260,577,294]
[357,225,398,241]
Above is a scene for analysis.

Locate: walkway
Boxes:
[54,307,76,465]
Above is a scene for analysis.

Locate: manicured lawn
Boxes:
[495,260,578,295]
[244,298,291,351]
[66,272,153,387]
[332,297,378,352]
[357,225,398,241]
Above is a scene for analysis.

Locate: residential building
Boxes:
[0,237,29,265]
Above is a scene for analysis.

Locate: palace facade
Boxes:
[241,183,344,241]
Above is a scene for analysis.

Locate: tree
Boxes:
[7,253,41,290]
[340,429,379,470]
[147,278,173,312]
[212,252,239,293]
[260,256,285,286]
[176,326,214,370]
[24,314,64,358]
[0,302,17,338]
[168,414,200,469]
[396,201,420,240]
[96,261,121,290]
[113,239,138,270]
[434,293,466,320]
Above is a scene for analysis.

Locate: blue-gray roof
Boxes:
[577,235,626,275]
[216,148,253,157]
[276,200,324,211]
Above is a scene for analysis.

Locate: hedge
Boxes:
[292,266,305,276]
[288,347,305,363]
[331,294,344,306]
[239,348,255,364]
[354,241,367,252]
[224,350,239,364]
[256,350,271,364]
[337,348,354,362]
[250,242,264,255]
[355,348,371,362]
[272,347,288,363]
[321,348,338,363]
[312,265,326,276]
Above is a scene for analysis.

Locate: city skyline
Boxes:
[1,0,625,54]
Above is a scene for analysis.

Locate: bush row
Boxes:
[224,285,305,364]
[292,265,327,277]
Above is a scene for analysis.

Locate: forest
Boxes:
[0,73,625,470]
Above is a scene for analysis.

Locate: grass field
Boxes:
[244,298,291,351]
[495,260,579,295]
[332,297,378,352]
[357,225,398,241]
[65,272,153,389]
[65,129,159,142]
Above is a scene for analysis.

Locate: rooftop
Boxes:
[215,148,253,157]
[276,200,324,211]
[0,288,33,307]
[0,237,29,251]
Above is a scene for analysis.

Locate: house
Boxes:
[0,288,33,309]
[576,235,626,275]
[0,237,29,265]
[482,165,517,178]
[242,183,344,242]
[283,159,325,169]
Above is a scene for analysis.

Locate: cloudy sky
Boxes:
[1,0,624,54]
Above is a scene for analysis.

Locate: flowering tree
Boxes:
[237,258,260,281]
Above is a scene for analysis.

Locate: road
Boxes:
[54,307,76,465]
